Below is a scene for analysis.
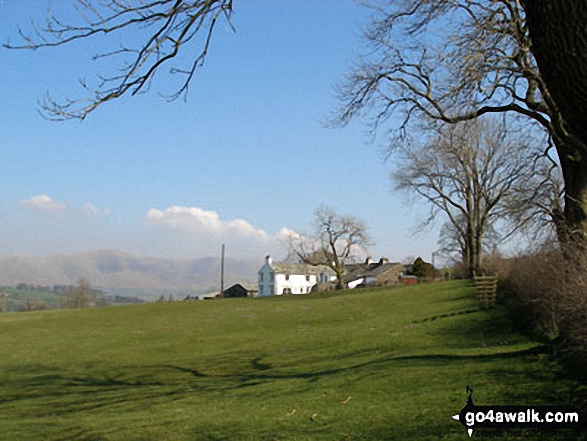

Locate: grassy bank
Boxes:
[0,281,580,440]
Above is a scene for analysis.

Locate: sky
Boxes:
[0,1,440,263]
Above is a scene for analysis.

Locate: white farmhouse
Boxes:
[257,255,335,296]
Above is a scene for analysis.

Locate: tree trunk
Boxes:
[523,0,587,243]
[334,268,345,290]
[474,230,483,276]
[465,225,476,278]
[468,250,475,278]
[558,149,587,244]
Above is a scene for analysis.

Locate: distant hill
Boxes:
[0,250,262,298]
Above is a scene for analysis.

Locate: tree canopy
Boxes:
[5,0,234,120]
[336,0,587,246]
[394,118,533,276]
[286,206,371,289]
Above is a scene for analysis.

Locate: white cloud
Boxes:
[276,227,300,241]
[146,206,271,239]
[145,206,295,257]
[20,194,67,213]
[20,195,110,218]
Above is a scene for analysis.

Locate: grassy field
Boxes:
[0,287,60,311]
[0,281,581,440]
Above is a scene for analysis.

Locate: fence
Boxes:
[473,273,499,309]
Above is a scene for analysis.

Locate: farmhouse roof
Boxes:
[269,261,334,276]
[345,259,404,280]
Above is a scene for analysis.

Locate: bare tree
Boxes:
[394,118,532,277]
[437,219,468,267]
[337,0,587,246]
[504,154,565,244]
[4,0,233,120]
[287,206,371,289]
[60,277,97,309]
[437,216,501,269]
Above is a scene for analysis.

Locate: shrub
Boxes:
[23,300,49,312]
[450,262,469,280]
[501,244,587,354]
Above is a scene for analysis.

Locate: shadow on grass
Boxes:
[0,351,572,440]
[412,307,481,324]
[0,299,549,410]
[0,295,577,440]
[0,343,548,409]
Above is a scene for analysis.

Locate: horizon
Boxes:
[0,248,415,266]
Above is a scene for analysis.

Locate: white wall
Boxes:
[274,273,317,295]
[257,259,275,297]
[257,256,333,296]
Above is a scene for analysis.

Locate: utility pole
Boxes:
[219,243,225,298]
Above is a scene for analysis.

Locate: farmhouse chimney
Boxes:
[365,257,373,265]
[379,257,389,265]
[265,255,273,265]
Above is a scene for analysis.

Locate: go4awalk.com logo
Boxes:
[451,386,582,437]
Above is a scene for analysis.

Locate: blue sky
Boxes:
[0,1,439,262]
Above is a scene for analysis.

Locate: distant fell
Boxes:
[0,250,262,296]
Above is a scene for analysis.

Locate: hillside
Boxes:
[0,250,262,296]
[0,281,582,440]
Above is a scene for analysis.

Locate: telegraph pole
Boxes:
[219,243,225,298]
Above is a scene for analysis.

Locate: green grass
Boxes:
[0,288,60,311]
[0,281,581,440]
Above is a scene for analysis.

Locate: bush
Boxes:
[449,262,470,280]
[501,244,587,354]
[23,300,49,312]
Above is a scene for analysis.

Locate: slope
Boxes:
[0,281,580,440]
